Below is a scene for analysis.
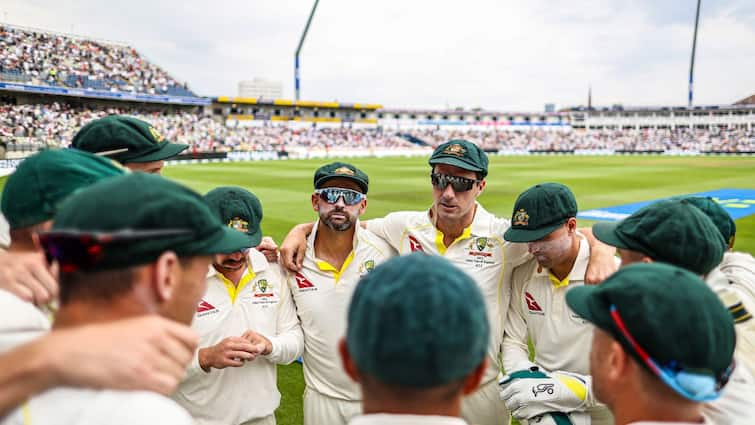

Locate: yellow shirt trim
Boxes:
[22,402,31,425]
[217,267,256,304]
[316,251,356,284]
[548,273,570,288]
[434,226,472,255]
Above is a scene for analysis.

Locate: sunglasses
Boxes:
[610,304,733,401]
[39,229,193,272]
[430,173,480,192]
[314,188,366,206]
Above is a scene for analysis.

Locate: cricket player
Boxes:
[281,140,617,425]
[566,263,737,425]
[287,162,395,425]
[1,173,253,425]
[174,186,303,425]
[340,253,489,425]
[592,198,755,424]
[71,115,188,174]
[499,183,613,425]
[0,149,126,351]
[683,197,755,375]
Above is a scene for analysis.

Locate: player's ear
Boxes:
[152,251,180,302]
[311,193,319,212]
[462,357,488,395]
[338,338,361,383]
[566,217,578,233]
[477,179,486,195]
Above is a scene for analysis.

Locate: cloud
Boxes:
[2,0,753,109]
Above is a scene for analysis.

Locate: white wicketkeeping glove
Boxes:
[499,367,593,421]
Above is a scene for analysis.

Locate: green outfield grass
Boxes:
[162,155,755,425]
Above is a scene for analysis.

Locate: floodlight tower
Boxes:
[688,0,702,107]
[295,0,320,101]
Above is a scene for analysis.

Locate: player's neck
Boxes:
[54,296,152,329]
[432,205,476,245]
[314,222,355,268]
[549,235,581,281]
[611,400,703,425]
[361,396,463,418]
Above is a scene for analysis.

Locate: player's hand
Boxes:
[241,330,272,356]
[257,236,279,264]
[280,223,314,272]
[0,251,58,306]
[580,227,617,285]
[499,368,591,419]
[46,316,198,395]
[198,336,261,371]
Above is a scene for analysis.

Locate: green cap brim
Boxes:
[565,286,613,332]
[428,157,484,173]
[246,228,263,248]
[199,227,254,254]
[125,142,188,163]
[504,221,564,243]
[592,221,631,249]
[315,176,368,194]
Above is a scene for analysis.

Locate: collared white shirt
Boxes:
[349,413,468,425]
[173,248,303,425]
[366,203,530,383]
[287,220,396,401]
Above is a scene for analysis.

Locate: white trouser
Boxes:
[303,387,361,425]
[461,378,511,425]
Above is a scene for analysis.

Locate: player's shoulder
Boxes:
[357,226,398,258]
[0,289,50,351]
[474,203,511,236]
[86,390,194,424]
[382,210,429,227]
[510,257,539,288]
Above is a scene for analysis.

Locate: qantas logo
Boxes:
[525,292,544,313]
[408,235,424,252]
[196,300,218,314]
[295,272,315,289]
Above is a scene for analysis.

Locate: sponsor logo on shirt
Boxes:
[408,235,424,252]
[359,259,376,275]
[525,292,544,315]
[196,299,219,317]
[295,272,317,291]
[468,236,493,257]
[254,279,274,298]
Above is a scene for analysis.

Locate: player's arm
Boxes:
[501,268,536,373]
[0,251,58,306]
[0,316,198,417]
[580,227,617,284]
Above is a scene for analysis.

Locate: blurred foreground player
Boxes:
[340,253,489,425]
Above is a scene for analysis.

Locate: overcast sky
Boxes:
[3,0,754,110]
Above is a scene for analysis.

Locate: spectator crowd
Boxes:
[0,25,194,96]
[1,102,754,153]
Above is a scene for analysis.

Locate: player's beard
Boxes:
[530,233,572,270]
[320,207,355,232]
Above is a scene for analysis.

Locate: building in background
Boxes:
[238,78,283,99]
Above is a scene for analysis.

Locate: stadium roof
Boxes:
[214,97,381,110]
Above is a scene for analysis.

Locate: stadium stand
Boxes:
[0,24,195,97]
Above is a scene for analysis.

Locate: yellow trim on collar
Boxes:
[434,226,472,255]
[316,251,356,284]
[22,401,31,425]
[217,267,256,304]
[548,273,570,288]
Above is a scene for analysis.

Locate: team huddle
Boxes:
[0,115,753,425]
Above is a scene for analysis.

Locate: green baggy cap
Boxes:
[680,196,736,248]
[1,149,127,229]
[47,173,252,271]
[504,182,578,242]
[72,115,188,163]
[313,162,369,194]
[204,186,264,247]
[346,253,489,388]
[566,263,735,394]
[592,199,725,275]
[428,139,489,178]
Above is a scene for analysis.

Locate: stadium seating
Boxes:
[0,24,196,97]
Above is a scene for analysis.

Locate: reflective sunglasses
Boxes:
[314,188,366,206]
[610,304,733,401]
[430,173,480,192]
[39,229,193,272]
